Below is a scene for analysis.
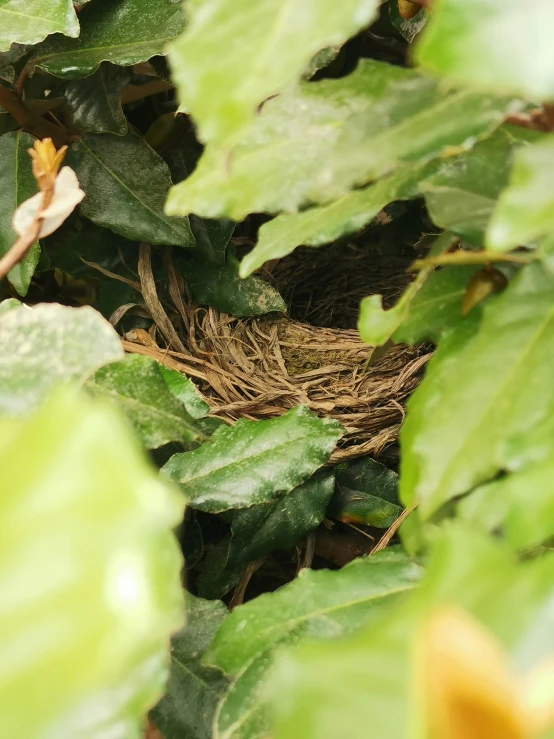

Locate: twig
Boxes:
[0,86,67,147]
[0,218,42,280]
[299,531,316,570]
[230,559,264,610]
[410,249,533,271]
[370,505,416,555]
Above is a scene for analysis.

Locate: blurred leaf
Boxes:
[87,354,203,450]
[416,0,554,102]
[167,59,513,221]
[0,132,40,296]
[392,265,480,344]
[458,416,554,550]
[0,302,123,415]
[487,135,554,251]
[269,524,554,739]
[0,0,78,51]
[179,249,286,316]
[150,596,231,739]
[401,261,554,518]
[421,125,544,245]
[229,468,335,564]
[208,551,423,739]
[159,365,210,420]
[239,159,438,277]
[162,406,343,512]
[329,457,401,528]
[32,0,185,78]
[461,267,508,316]
[168,0,380,147]
[69,133,195,246]
[0,389,185,738]
[61,63,130,135]
[0,297,21,315]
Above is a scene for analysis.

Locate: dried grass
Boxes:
[121,241,431,462]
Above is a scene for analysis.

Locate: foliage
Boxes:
[1,1,554,738]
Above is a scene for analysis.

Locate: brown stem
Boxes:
[0,86,67,147]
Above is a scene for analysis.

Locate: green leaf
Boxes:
[400,261,554,518]
[458,416,554,550]
[358,269,429,346]
[329,457,401,528]
[208,552,423,739]
[392,264,479,344]
[239,159,438,277]
[161,406,343,512]
[159,364,210,420]
[150,596,231,739]
[0,0,78,52]
[69,133,195,246]
[179,250,286,316]
[268,524,554,739]
[197,537,244,600]
[0,302,124,415]
[0,389,185,738]
[416,0,554,102]
[87,354,203,450]
[0,131,40,296]
[31,0,185,78]
[228,469,336,564]
[487,135,554,251]
[167,59,514,221]
[421,125,545,245]
[61,63,130,135]
[168,0,380,147]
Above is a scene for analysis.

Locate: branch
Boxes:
[0,87,68,147]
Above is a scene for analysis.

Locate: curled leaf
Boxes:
[462,267,508,316]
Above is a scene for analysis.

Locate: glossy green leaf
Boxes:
[208,551,423,739]
[0,0,78,52]
[421,125,544,245]
[0,302,123,415]
[159,365,210,420]
[392,265,479,345]
[239,159,438,277]
[150,596,231,739]
[269,524,554,739]
[228,469,335,564]
[180,250,286,316]
[162,406,343,512]
[61,63,130,135]
[87,354,203,450]
[69,133,195,247]
[0,389,185,738]
[167,59,513,221]
[0,131,40,296]
[416,0,554,102]
[329,457,401,528]
[487,135,554,251]
[458,416,554,550]
[31,0,185,78]
[168,0,380,147]
[400,261,554,518]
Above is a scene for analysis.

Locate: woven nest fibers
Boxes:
[124,241,431,462]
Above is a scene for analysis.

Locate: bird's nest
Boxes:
[123,240,431,462]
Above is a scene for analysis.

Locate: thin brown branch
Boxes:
[0,86,68,147]
[0,219,42,280]
[121,80,173,105]
[371,505,417,555]
[410,249,534,271]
